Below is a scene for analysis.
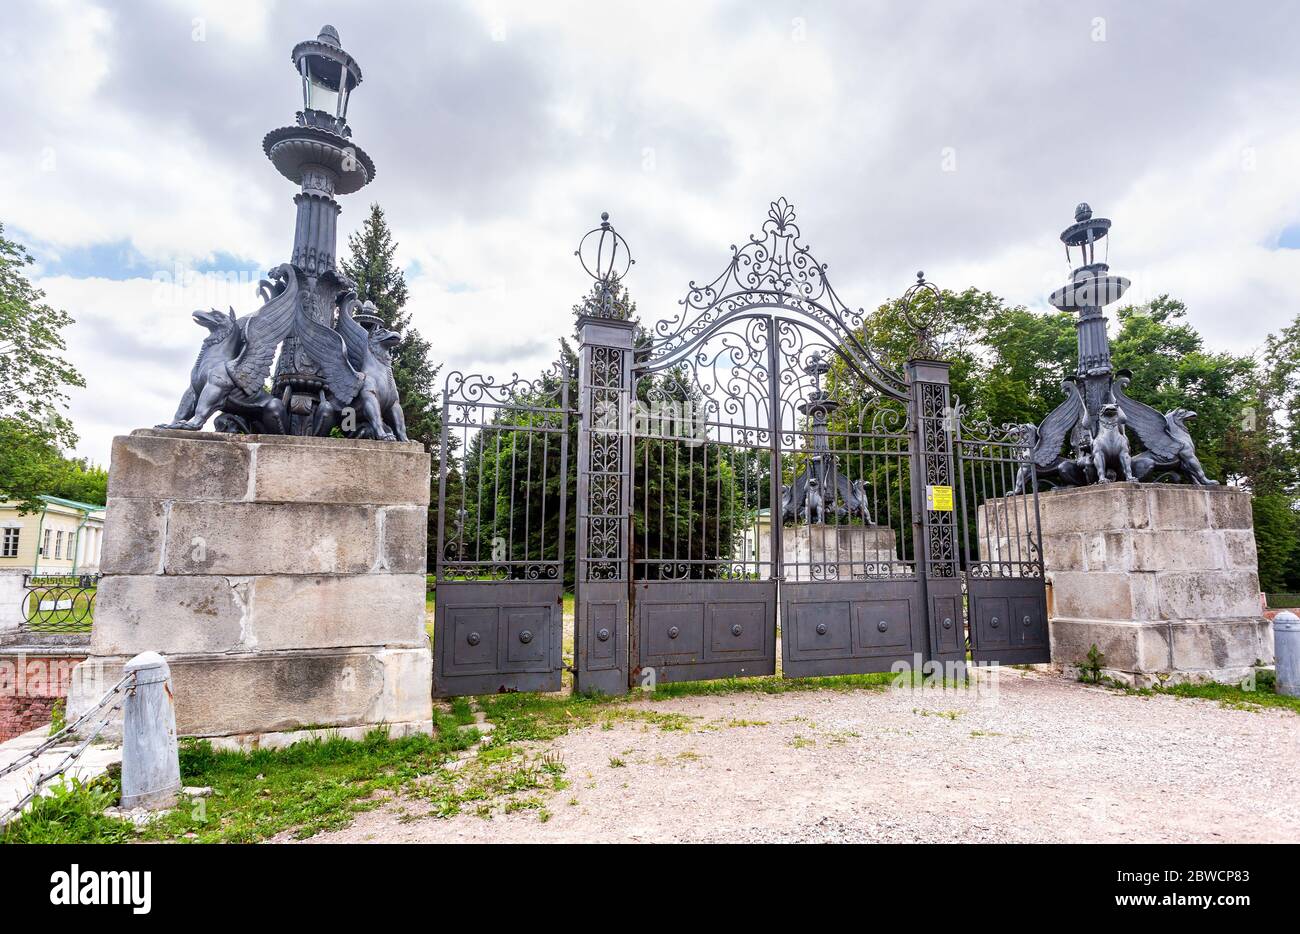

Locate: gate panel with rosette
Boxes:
[954,414,1050,665]
[433,368,572,696]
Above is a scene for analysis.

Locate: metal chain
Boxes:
[0,670,135,827]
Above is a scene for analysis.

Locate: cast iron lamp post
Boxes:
[155,24,407,441]
[1047,202,1129,435]
[266,25,376,432]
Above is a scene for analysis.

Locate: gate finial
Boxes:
[901,272,943,360]
[575,211,635,320]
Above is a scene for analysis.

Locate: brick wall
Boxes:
[0,654,84,742]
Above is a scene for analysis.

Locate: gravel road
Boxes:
[294,668,1299,844]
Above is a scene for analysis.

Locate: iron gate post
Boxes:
[574,314,635,694]
[906,359,966,673]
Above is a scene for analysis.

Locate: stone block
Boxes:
[1040,532,1084,571]
[100,498,166,575]
[1155,570,1262,620]
[90,575,248,656]
[162,502,378,575]
[1222,530,1259,570]
[108,433,251,502]
[70,646,433,738]
[252,443,429,506]
[1168,619,1272,672]
[247,574,426,650]
[1078,530,1136,572]
[1146,486,1210,531]
[1049,619,1170,673]
[1037,484,1150,533]
[1206,488,1252,529]
[380,505,429,573]
[1045,570,1159,621]
[1129,530,1224,572]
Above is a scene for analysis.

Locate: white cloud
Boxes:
[3,0,1299,464]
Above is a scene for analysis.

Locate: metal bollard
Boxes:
[1274,611,1300,698]
[120,651,181,810]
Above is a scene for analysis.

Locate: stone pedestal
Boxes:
[750,519,899,580]
[68,430,433,748]
[1037,483,1272,687]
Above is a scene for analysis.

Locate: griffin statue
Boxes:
[155,26,409,441]
[1008,203,1216,493]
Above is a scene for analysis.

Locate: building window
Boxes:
[42,528,51,558]
[55,530,64,559]
[1,528,17,558]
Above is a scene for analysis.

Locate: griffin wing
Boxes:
[231,263,299,396]
[336,299,370,374]
[294,298,365,403]
[1032,379,1083,468]
[1112,372,1181,462]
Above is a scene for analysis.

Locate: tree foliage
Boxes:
[340,204,443,566]
[0,223,91,511]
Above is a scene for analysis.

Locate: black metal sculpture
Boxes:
[1009,204,1217,492]
[158,25,406,439]
[780,352,875,524]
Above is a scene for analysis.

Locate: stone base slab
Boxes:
[751,523,899,581]
[1029,483,1273,686]
[1050,616,1273,688]
[71,431,434,743]
[69,646,432,740]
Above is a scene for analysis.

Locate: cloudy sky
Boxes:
[3,0,1299,464]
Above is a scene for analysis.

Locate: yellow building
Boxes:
[0,495,106,575]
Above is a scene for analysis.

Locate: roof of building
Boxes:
[37,495,106,513]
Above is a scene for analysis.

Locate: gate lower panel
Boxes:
[635,581,776,684]
[433,581,564,696]
[967,576,1049,665]
[780,580,924,677]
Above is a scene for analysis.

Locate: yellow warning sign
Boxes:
[927,484,954,512]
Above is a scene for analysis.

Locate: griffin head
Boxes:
[1014,423,1040,446]
[1167,408,1196,424]
[192,307,237,333]
[1098,402,1122,424]
[367,325,400,365]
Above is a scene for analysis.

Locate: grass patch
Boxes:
[1137,672,1300,715]
[1,713,483,844]
[648,671,895,698]
[135,717,480,843]
[407,748,567,820]
[0,775,133,844]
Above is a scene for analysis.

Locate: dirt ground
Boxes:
[291,668,1299,844]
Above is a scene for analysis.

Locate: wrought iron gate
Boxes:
[438,200,1053,699]
[624,199,930,685]
[432,368,572,696]
[953,415,1050,664]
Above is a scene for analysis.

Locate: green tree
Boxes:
[340,203,439,447]
[0,223,87,511]
[340,204,442,566]
[1252,493,1299,593]
[1108,296,1255,484]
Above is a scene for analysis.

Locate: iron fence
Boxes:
[20,574,98,634]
